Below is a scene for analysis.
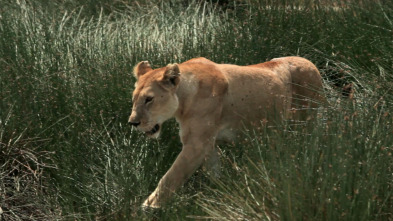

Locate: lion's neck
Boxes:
[174,74,198,121]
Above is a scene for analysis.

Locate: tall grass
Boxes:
[0,0,392,220]
[199,100,393,220]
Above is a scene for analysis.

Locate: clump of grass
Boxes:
[197,158,279,220]
[0,108,59,220]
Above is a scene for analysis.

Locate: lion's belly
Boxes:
[216,128,236,142]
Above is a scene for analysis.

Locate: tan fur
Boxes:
[128,57,325,208]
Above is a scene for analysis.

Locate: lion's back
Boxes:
[178,57,324,131]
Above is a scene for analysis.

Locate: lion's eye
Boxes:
[145,96,154,104]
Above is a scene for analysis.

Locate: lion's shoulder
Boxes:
[178,58,228,98]
[182,57,216,65]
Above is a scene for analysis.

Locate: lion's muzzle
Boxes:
[128,120,140,127]
[128,111,141,127]
[146,124,160,136]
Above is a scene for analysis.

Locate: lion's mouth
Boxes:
[145,124,160,136]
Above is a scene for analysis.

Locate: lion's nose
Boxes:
[128,121,140,127]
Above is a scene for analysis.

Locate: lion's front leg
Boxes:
[203,147,221,178]
[142,136,215,208]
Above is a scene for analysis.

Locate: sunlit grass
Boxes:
[0,0,392,220]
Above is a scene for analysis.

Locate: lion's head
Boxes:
[128,61,180,138]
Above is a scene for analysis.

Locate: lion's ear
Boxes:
[161,63,180,88]
[133,61,152,79]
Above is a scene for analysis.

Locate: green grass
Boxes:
[0,0,392,220]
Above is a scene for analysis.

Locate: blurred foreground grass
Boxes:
[0,0,392,220]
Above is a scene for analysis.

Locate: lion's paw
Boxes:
[142,193,161,209]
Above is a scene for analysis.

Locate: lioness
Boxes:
[128,57,324,208]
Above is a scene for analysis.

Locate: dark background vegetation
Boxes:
[0,0,392,220]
